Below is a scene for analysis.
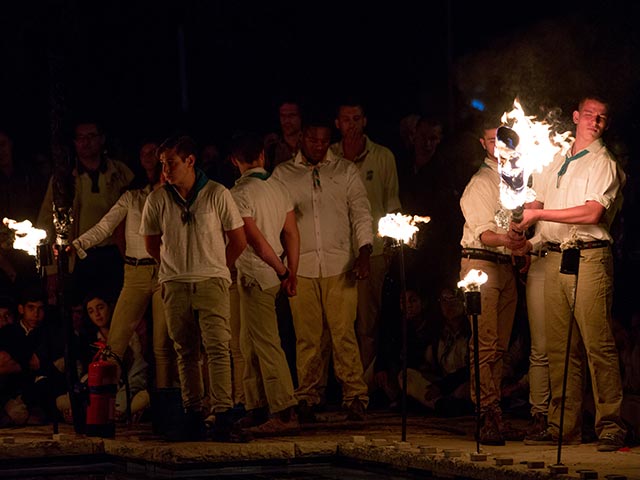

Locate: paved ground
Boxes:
[0,412,638,479]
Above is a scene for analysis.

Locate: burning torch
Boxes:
[457,268,488,454]
[378,212,430,442]
[2,218,51,274]
[494,100,572,249]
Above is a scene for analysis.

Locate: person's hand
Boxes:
[514,208,540,232]
[353,245,371,280]
[281,274,297,297]
[53,243,74,259]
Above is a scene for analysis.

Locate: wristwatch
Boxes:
[277,268,290,281]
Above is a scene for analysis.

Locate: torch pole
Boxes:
[398,241,408,442]
[465,290,482,453]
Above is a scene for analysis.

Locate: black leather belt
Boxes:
[125,256,157,266]
[461,248,511,264]
[544,240,610,252]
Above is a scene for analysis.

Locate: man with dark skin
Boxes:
[272,118,373,422]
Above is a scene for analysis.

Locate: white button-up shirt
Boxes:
[272,150,373,278]
[331,135,401,256]
[538,138,625,244]
[74,186,153,260]
[140,180,244,283]
[231,167,293,290]
[459,158,510,255]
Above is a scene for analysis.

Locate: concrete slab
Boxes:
[0,414,638,479]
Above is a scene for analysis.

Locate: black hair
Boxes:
[335,95,367,118]
[18,283,46,306]
[157,135,198,161]
[229,132,264,165]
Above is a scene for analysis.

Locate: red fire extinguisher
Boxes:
[86,342,119,438]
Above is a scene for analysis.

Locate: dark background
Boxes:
[2,1,638,155]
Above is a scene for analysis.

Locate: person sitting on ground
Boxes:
[57,290,150,423]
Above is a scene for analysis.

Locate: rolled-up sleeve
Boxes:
[347,163,373,249]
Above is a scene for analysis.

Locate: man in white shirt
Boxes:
[37,120,134,299]
[331,100,401,386]
[516,96,627,451]
[272,116,373,422]
[229,132,300,437]
[140,136,246,441]
[459,119,528,445]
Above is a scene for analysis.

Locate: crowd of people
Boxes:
[0,94,638,450]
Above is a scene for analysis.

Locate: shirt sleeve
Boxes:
[460,172,500,241]
[584,155,622,210]
[382,148,402,213]
[75,190,130,250]
[139,192,162,236]
[230,186,254,219]
[217,188,245,231]
[346,162,374,249]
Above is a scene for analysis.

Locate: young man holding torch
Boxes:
[459,118,528,445]
[514,95,627,451]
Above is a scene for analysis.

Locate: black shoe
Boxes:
[235,407,268,429]
[296,400,317,424]
[597,433,624,452]
[211,408,250,443]
[345,398,366,422]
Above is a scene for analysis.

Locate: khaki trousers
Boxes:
[460,258,517,411]
[229,275,246,405]
[108,264,176,388]
[238,274,297,414]
[289,273,368,407]
[162,278,233,413]
[545,248,625,440]
[525,254,550,415]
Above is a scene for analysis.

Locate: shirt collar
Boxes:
[294,149,338,168]
[333,135,371,163]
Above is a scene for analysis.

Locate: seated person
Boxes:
[57,290,150,423]
[406,288,472,416]
[0,284,66,425]
[373,286,438,409]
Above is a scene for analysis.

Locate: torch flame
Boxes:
[496,99,573,210]
[2,218,47,256]
[457,269,488,292]
[378,213,430,245]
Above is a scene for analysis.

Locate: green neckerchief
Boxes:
[556,149,588,187]
[164,168,209,225]
[248,170,270,180]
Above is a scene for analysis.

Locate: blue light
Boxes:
[471,99,485,111]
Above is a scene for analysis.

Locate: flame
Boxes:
[2,218,47,256]
[378,213,430,244]
[496,99,573,210]
[457,269,488,292]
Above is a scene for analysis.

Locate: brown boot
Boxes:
[246,407,300,437]
[524,413,548,441]
[479,407,505,446]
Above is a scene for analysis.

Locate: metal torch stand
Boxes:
[54,208,85,435]
[397,241,409,442]
[465,290,482,454]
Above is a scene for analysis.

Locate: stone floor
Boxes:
[1,412,639,479]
